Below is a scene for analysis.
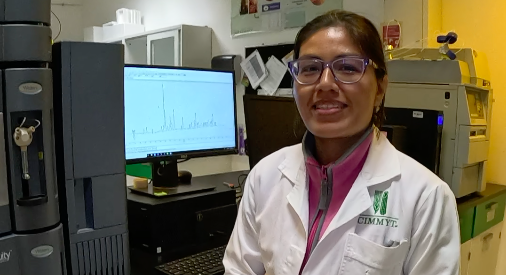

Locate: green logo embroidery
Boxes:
[358,190,398,228]
[373,190,389,215]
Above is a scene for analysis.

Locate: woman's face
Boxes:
[293,26,387,139]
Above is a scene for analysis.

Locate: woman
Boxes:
[224,10,460,275]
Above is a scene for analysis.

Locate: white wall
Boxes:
[82,0,384,123]
[82,0,384,177]
[51,0,84,42]
[383,0,425,48]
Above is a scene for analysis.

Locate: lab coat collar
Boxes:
[359,128,401,186]
[278,144,306,187]
[279,128,401,235]
[301,127,373,167]
[279,128,401,188]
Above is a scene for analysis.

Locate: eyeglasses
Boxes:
[288,57,376,85]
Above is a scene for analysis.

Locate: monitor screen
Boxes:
[124,65,237,162]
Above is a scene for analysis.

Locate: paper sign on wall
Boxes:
[282,50,294,66]
[231,0,344,37]
[241,50,268,89]
[260,56,287,95]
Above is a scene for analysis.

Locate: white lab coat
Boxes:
[224,132,460,275]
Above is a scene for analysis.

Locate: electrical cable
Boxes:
[51,10,62,41]
[390,38,428,52]
[19,117,26,128]
[238,174,248,191]
[177,158,191,163]
[235,173,249,204]
[396,48,426,60]
[390,38,430,59]
[453,42,465,56]
[19,117,41,129]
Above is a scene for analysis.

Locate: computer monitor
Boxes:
[243,94,306,168]
[124,65,238,187]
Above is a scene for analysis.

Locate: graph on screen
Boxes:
[124,69,236,160]
[130,86,220,140]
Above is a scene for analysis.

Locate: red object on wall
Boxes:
[249,0,258,14]
[382,24,401,48]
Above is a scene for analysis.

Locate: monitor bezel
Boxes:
[124,64,238,165]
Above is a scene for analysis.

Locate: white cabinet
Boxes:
[466,222,503,275]
[103,24,212,69]
[461,240,472,275]
[147,30,179,66]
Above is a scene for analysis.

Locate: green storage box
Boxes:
[473,193,506,237]
[126,163,152,179]
[459,207,475,243]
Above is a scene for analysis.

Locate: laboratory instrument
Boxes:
[385,48,493,198]
[53,41,130,275]
[0,0,64,273]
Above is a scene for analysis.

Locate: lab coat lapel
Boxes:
[279,145,309,235]
[360,131,402,188]
[321,132,401,239]
[320,176,372,240]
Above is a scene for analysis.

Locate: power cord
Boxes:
[236,173,248,204]
[238,174,248,191]
[51,10,62,41]
[177,158,191,163]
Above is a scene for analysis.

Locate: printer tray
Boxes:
[128,183,216,198]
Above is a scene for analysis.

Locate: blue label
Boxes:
[262,2,281,12]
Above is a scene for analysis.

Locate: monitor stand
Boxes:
[128,158,217,198]
[151,159,179,188]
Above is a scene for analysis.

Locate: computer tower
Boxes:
[52,41,130,275]
[127,186,237,255]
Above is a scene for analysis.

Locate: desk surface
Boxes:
[457,183,506,213]
[127,170,248,205]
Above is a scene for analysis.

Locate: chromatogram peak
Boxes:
[130,84,220,141]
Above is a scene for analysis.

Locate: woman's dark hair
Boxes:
[293,9,387,129]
